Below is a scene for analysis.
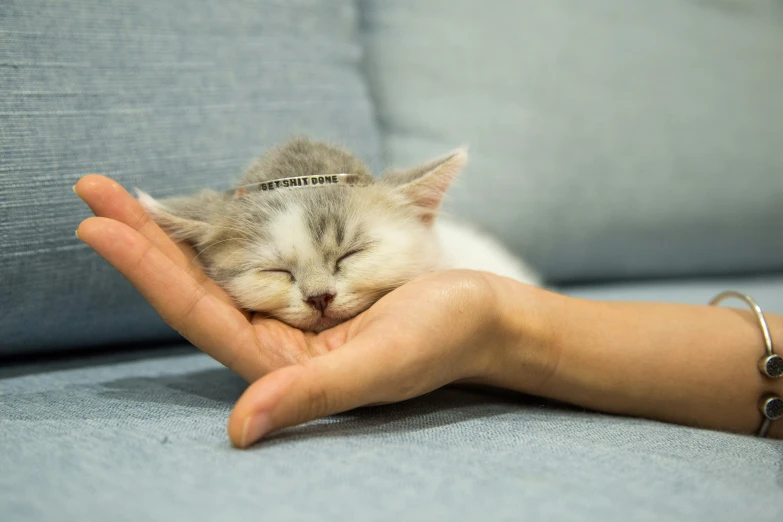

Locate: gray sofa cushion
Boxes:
[0,0,381,355]
[362,0,783,283]
[3,275,783,521]
[561,273,783,314]
[2,350,781,521]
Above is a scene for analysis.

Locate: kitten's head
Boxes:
[139,138,465,332]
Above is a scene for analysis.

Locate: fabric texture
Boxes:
[0,0,381,355]
[361,0,783,283]
[561,273,783,314]
[2,344,782,522]
[3,276,783,521]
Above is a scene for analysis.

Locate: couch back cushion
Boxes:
[0,0,380,355]
[362,0,783,283]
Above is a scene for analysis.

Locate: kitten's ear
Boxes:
[383,149,467,225]
[136,189,221,245]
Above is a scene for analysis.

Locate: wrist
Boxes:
[476,275,562,395]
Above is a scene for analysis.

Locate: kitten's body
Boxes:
[139,138,537,332]
[435,219,539,283]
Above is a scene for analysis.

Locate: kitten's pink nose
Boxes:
[306,293,335,313]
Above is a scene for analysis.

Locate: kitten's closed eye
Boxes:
[261,269,296,282]
[335,249,363,273]
[139,137,470,333]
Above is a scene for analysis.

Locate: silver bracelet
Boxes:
[710,291,783,437]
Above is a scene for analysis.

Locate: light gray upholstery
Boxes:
[0,0,381,355]
[561,273,783,313]
[2,332,781,521]
[362,0,783,283]
[3,1,783,520]
[3,276,783,521]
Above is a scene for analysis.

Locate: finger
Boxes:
[74,174,194,268]
[74,175,237,308]
[77,216,262,381]
[227,329,450,448]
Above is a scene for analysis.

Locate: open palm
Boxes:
[75,175,508,447]
[75,175,360,381]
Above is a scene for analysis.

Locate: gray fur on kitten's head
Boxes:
[138,137,466,332]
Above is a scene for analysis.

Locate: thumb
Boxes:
[227,337,387,448]
[227,330,441,448]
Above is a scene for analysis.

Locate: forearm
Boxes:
[487,279,783,438]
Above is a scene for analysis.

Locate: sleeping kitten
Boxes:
[138,138,538,332]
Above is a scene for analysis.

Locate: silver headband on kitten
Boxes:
[138,137,466,332]
[230,173,368,197]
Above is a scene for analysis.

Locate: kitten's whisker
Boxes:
[209,225,254,238]
[189,238,245,266]
[361,283,409,296]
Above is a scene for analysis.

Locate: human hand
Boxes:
[74,174,353,384]
[226,267,543,448]
[74,175,550,447]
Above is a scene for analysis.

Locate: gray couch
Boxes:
[2,1,782,520]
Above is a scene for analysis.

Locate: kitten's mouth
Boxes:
[300,307,362,333]
[310,312,348,331]
[271,301,379,333]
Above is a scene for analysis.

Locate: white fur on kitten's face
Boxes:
[138,138,466,332]
[218,197,441,332]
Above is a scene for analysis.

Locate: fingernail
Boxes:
[72,184,78,194]
[75,229,80,239]
[241,413,271,447]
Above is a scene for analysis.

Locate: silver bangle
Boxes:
[710,291,783,437]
